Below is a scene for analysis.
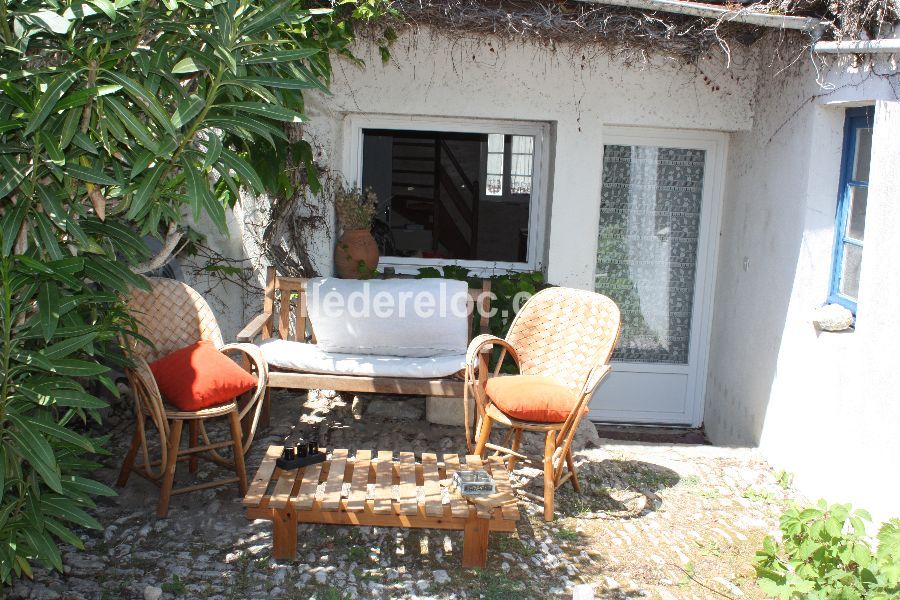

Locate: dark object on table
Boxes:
[276,440,325,470]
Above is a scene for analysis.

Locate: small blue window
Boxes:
[828,107,874,314]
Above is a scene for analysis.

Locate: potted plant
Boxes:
[334,180,380,278]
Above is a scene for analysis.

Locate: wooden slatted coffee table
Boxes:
[243,447,520,568]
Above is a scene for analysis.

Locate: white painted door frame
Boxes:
[588,127,727,427]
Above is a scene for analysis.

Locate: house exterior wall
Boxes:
[194,29,757,338]
[704,51,900,523]
[308,31,755,288]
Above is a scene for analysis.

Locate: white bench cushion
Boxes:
[260,339,465,379]
[305,277,469,357]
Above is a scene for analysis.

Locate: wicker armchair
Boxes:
[464,287,621,521]
[116,278,268,517]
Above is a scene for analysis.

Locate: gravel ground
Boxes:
[9,389,804,600]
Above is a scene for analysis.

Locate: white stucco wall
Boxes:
[704,50,900,523]
[306,31,756,288]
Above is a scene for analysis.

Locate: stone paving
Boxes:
[9,389,804,599]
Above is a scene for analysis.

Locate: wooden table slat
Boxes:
[373,450,394,514]
[321,450,349,511]
[292,462,323,510]
[421,453,443,517]
[398,452,418,516]
[269,468,298,509]
[242,445,282,506]
[442,454,471,518]
[346,450,371,512]
[487,456,520,521]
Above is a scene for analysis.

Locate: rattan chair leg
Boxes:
[228,410,248,495]
[188,421,200,474]
[507,429,523,472]
[157,420,184,518]
[474,415,494,457]
[117,422,143,488]
[565,449,581,493]
[543,431,556,522]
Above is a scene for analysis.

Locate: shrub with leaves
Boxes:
[0,0,391,584]
[755,500,900,599]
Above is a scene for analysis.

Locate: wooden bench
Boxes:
[236,268,492,424]
[243,446,519,568]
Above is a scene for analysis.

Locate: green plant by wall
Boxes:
[0,0,391,584]
[755,500,900,599]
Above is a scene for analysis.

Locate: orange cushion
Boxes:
[149,341,257,412]
[485,375,584,423]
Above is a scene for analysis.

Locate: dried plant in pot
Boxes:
[333,180,379,278]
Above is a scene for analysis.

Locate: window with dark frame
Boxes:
[828,106,874,314]
[360,128,537,264]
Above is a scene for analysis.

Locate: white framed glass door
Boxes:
[589,129,726,426]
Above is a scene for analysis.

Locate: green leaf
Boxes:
[43,518,85,551]
[7,416,62,493]
[103,96,158,151]
[39,497,101,530]
[47,359,109,377]
[225,76,320,90]
[23,416,95,452]
[38,282,61,340]
[201,132,222,169]
[182,156,225,231]
[241,48,319,65]
[0,155,27,200]
[89,0,117,20]
[26,71,82,135]
[64,163,121,186]
[33,386,107,410]
[217,101,304,123]
[24,9,73,34]
[55,85,122,111]
[171,94,205,129]
[1,198,28,254]
[101,71,176,136]
[39,131,65,166]
[22,528,63,572]
[219,147,265,193]
[63,476,117,498]
[30,211,64,261]
[42,332,98,359]
[127,162,166,219]
[171,57,204,74]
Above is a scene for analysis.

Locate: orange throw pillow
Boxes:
[149,341,257,412]
[485,375,585,423]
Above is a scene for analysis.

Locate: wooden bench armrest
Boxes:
[237,311,272,343]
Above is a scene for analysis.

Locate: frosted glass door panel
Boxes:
[595,145,705,365]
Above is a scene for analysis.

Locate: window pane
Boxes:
[846,186,867,241]
[485,174,503,196]
[486,153,504,175]
[840,243,862,299]
[595,145,706,365]
[510,153,532,176]
[512,135,533,154]
[361,128,534,263]
[510,175,531,194]
[487,134,504,152]
[853,128,873,181]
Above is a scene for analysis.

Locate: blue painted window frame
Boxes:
[828,106,874,313]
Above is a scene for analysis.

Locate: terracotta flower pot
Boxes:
[334,228,379,278]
